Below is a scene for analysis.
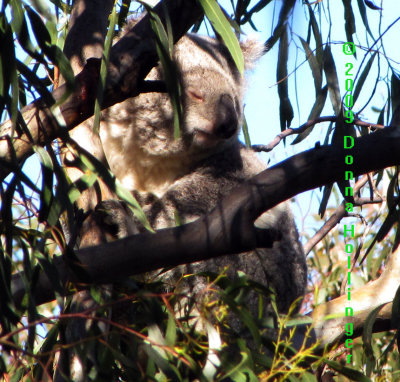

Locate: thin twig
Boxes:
[252,116,386,153]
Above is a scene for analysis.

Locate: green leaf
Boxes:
[144,325,183,381]
[377,102,386,126]
[361,207,399,263]
[240,0,273,26]
[25,4,74,98]
[362,304,386,372]
[34,146,54,224]
[265,0,296,52]
[34,249,65,298]
[299,36,322,93]
[293,86,327,144]
[25,5,51,48]
[391,72,400,118]
[222,294,261,348]
[199,0,244,75]
[241,116,251,147]
[342,0,356,48]
[165,311,177,347]
[222,351,251,380]
[10,0,40,61]
[353,52,377,105]
[391,285,400,329]
[356,0,374,38]
[67,142,153,232]
[144,2,183,139]
[0,13,18,124]
[364,0,382,11]
[318,183,333,218]
[16,59,54,105]
[306,3,323,66]
[9,368,25,382]
[324,359,371,381]
[93,2,118,133]
[323,45,341,115]
[277,27,293,130]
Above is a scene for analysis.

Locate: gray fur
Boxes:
[98,34,307,314]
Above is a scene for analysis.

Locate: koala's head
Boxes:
[101,34,263,161]
[173,35,263,153]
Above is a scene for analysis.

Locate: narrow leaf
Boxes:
[356,0,374,38]
[199,0,244,74]
[342,0,356,47]
[299,36,322,93]
[293,86,328,144]
[353,52,377,105]
[323,45,341,115]
[93,2,118,133]
[277,27,293,130]
[324,359,371,381]
[364,0,382,10]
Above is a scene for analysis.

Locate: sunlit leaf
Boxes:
[199,0,244,75]
[93,2,118,133]
[324,359,371,381]
[144,2,183,139]
[299,36,322,92]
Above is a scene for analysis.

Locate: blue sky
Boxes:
[226,0,400,236]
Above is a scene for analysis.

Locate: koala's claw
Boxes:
[94,200,138,239]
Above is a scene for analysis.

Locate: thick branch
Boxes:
[310,245,400,348]
[0,0,203,181]
[62,0,114,74]
[10,126,400,308]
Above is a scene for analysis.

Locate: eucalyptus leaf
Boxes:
[323,45,341,115]
[353,52,377,105]
[199,0,244,75]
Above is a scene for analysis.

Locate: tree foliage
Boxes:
[1,0,400,380]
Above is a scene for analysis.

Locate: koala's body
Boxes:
[97,34,307,314]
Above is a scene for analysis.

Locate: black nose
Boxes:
[215,94,239,139]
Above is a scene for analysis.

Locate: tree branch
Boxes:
[310,245,400,348]
[304,174,383,255]
[10,125,400,309]
[0,0,203,182]
[252,116,387,153]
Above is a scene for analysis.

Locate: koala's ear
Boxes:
[240,38,265,70]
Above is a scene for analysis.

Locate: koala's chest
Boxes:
[101,138,189,197]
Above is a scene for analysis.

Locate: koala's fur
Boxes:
[97,34,307,315]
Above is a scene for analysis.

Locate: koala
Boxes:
[96,33,307,315]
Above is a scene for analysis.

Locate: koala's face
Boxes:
[182,68,242,150]
[99,33,262,191]
[125,35,245,158]
[100,34,261,187]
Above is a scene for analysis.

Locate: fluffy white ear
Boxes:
[240,38,265,70]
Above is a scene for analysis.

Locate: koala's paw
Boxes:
[94,200,138,239]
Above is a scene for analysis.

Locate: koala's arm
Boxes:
[94,146,307,314]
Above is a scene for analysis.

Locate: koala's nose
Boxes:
[215,94,239,139]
